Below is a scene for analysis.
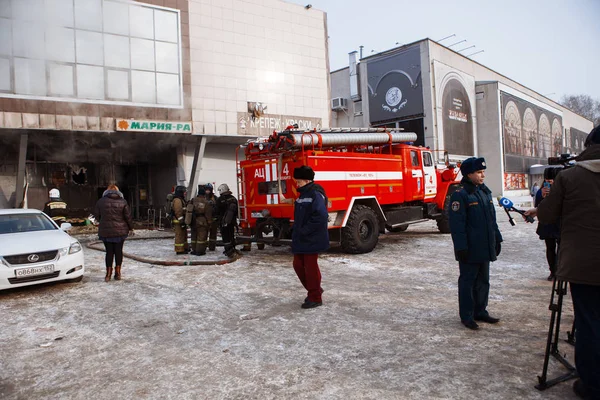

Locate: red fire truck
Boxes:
[236,127,461,254]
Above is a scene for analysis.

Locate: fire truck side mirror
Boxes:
[443,151,450,167]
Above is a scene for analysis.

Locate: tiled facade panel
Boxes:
[188,0,329,135]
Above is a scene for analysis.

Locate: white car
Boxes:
[0,209,85,290]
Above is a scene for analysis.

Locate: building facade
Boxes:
[0,0,330,216]
[330,39,593,197]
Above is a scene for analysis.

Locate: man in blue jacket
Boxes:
[291,166,329,309]
[449,157,503,330]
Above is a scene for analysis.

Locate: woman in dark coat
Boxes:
[94,184,134,282]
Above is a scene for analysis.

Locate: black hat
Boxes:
[460,157,486,176]
[544,167,560,180]
[197,185,206,196]
[584,125,600,148]
[293,165,315,181]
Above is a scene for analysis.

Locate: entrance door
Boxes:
[422,151,437,199]
[406,149,425,201]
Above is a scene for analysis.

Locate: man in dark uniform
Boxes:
[216,183,238,257]
[204,183,219,251]
[171,185,189,255]
[43,188,68,225]
[189,185,212,256]
[449,157,503,330]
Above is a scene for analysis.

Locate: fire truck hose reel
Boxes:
[288,132,418,148]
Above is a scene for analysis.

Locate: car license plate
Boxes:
[14,264,55,277]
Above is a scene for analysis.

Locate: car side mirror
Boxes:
[60,222,73,231]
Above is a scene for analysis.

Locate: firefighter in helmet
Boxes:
[216,183,238,257]
[171,185,189,255]
[43,188,68,225]
[187,185,212,256]
[204,183,219,251]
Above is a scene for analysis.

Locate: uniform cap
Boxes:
[460,157,486,176]
[49,188,60,198]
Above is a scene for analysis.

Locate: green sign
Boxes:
[116,119,192,133]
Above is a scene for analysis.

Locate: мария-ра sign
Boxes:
[116,119,192,133]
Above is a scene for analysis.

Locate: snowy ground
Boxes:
[0,208,579,400]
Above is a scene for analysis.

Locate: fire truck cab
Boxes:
[237,127,461,254]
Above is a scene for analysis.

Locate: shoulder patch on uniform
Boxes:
[451,201,460,212]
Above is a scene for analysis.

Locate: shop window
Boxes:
[71,166,87,185]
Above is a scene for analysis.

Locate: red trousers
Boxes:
[293,253,323,302]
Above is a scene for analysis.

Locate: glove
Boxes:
[495,242,501,257]
[456,249,469,263]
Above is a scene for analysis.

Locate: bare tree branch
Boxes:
[560,94,600,126]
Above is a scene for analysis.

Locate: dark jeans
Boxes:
[458,261,490,322]
[293,254,323,303]
[103,240,124,269]
[544,238,559,275]
[570,283,600,399]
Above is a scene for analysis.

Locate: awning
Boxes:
[530,165,562,175]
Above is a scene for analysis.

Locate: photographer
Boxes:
[532,126,600,400]
[534,167,561,281]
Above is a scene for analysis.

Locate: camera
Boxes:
[548,153,577,167]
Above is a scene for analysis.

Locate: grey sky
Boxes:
[287,0,599,102]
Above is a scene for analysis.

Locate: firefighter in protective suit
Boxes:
[216,183,238,257]
[187,185,212,256]
[204,183,219,251]
[171,186,189,254]
[43,188,68,225]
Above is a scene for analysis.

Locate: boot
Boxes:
[114,266,121,280]
[105,267,113,282]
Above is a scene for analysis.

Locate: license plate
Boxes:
[15,264,55,277]
[251,212,263,218]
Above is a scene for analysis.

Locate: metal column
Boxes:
[186,135,208,201]
[14,133,28,208]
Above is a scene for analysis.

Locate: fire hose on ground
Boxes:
[85,235,241,266]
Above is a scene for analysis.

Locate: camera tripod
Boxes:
[535,278,578,390]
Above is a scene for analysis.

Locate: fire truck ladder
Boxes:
[235,146,248,226]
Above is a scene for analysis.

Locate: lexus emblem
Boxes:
[28,254,40,263]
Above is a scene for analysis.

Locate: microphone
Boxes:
[497,196,535,224]
[497,196,515,226]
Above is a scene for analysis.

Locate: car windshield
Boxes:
[0,214,57,234]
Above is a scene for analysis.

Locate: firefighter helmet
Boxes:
[205,183,213,191]
[49,188,60,198]
[174,185,187,198]
[217,183,230,195]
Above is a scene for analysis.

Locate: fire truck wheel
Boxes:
[341,205,379,254]
[437,184,462,233]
